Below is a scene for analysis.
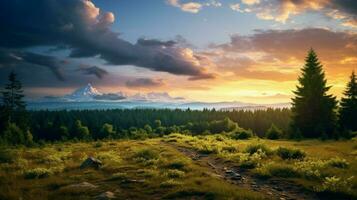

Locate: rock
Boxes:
[80,157,102,169]
[95,191,116,200]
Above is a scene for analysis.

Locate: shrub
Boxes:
[276,147,306,160]
[293,159,328,179]
[134,149,159,161]
[256,162,299,178]
[0,149,16,163]
[238,151,265,169]
[265,124,283,140]
[327,157,349,169]
[24,168,53,179]
[245,144,272,155]
[230,128,254,140]
[315,176,354,194]
[166,159,189,170]
[166,169,185,178]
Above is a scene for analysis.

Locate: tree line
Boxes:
[0,49,356,145]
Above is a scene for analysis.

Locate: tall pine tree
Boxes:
[291,49,337,138]
[1,71,27,127]
[339,71,357,132]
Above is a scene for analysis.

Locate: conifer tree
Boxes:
[1,71,26,122]
[291,49,337,138]
[339,71,357,132]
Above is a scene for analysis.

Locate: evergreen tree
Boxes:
[291,49,337,138]
[1,72,28,138]
[2,72,26,116]
[339,71,357,132]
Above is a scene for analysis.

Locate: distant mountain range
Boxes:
[28,83,291,110]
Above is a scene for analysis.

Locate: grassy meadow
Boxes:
[0,134,356,200]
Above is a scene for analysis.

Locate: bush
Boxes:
[1,123,31,145]
[24,168,53,179]
[276,147,306,160]
[256,163,299,178]
[166,169,185,178]
[315,176,354,194]
[0,149,16,163]
[327,157,349,169]
[230,128,254,140]
[165,159,189,170]
[265,124,283,140]
[245,144,272,155]
[134,149,159,161]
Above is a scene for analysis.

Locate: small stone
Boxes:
[95,191,116,200]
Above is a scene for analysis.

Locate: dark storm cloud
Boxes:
[77,66,108,79]
[0,0,213,80]
[126,78,165,88]
[0,49,65,81]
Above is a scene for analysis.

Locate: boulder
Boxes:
[80,157,102,169]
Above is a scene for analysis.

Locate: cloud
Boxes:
[167,0,221,13]
[77,66,108,79]
[230,4,244,12]
[126,78,165,88]
[0,0,214,81]
[0,49,65,81]
[211,28,357,81]
[236,0,357,27]
[241,0,260,5]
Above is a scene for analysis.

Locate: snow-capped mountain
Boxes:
[65,83,102,100]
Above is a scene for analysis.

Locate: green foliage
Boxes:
[276,147,306,160]
[291,49,337,138]
[134,148,159,161]
[339,71,357,132]
[1,123,33,146]
[230,128,254,140]
[265,124,283,140]
[165,159,189,170]
[74,120,90,140]
[0,149,16,163]
[27,108,292,142]
[166,169,185,178]
[327,157,349,169]
[245,143,272,155]
[315,176,354,194]
[99,123,115,139]
[256,162,300,178]
[24,168,53,179]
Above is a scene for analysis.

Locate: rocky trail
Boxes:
[165,143,319,200]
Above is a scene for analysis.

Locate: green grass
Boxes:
[164,133,357,198]
[0,139,264,200]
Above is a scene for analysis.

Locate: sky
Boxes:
[0,0,357,103]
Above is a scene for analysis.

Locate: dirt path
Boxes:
[164,142,318,200]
